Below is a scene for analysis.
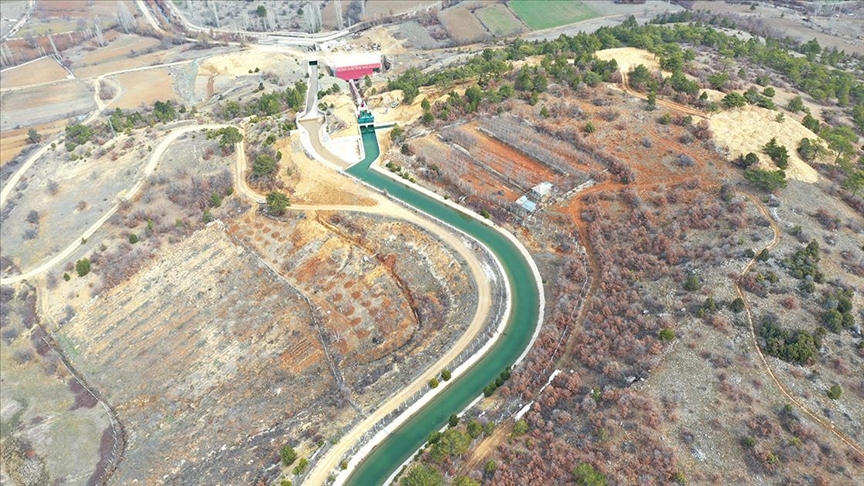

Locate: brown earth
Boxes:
[111,68,177,109]
[439,4,490,44]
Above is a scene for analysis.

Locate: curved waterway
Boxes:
[343,130,542,485]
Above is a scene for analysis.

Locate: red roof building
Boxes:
[328,53,382,81]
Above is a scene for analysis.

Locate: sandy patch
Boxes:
[111,68,177,109]
[198,50,289,77]
[0,57,69,88]
[708,105,823,183]
[596,47,670,76]
[325,135,363,164]
[278,135,374,206]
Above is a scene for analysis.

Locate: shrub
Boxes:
[738,152,759,168]
[63,273,71,281]
[730,297,745,313]
[784,240,822,283]
[659,328,676,342]
[280,445,297,466]
[448,414,459,427]
[826,384,842,400]
[440,369,451,381]
[75,258,91,277]
[763,138,789,169]
[759,315,822,365]
[573,463,607,486]
[128,233,139,244]
[266,191,290,216]
[253,153,278,177]
[512,419,528,436]
[683,275,702,291]
[787,96,805,113]
[744,169,787,191]
[722,92,747,108]
[429,377,439,388]
[292,457,308,475]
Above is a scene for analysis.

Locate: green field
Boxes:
[508,0,597,30]
[475,4,525,37]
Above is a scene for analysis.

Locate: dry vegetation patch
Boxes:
[708,105,823,183]
[0,284,113,486]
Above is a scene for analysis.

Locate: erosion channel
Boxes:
[342,129,542,485]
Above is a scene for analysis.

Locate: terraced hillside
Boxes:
[60,224,345,484]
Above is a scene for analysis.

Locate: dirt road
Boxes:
[0,123,229,285]
[736,193,864,457]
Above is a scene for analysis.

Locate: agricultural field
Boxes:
[111,68,177,109]
[475,4,526,37]
[0,57,69,88]
[0,79,93,131]
[12,0,132,38]
[438,5,490,45]
[508,0,597,31]
[0,121,64,166]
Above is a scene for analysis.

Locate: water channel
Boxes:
[343,129,542,485]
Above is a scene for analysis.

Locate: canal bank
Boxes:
[341,129,544,485]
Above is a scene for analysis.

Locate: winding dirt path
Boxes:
[737,193,864,457]
[0,123,229,285]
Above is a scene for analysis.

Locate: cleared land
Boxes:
[439,5,490,44]
[508,0,597,30]
[475,4,526,37]
[0,57,68,88]
[0,79,93,131]
[111,68,177,109]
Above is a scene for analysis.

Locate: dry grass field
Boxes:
[0,57,69,88]
[111,68,177,109]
